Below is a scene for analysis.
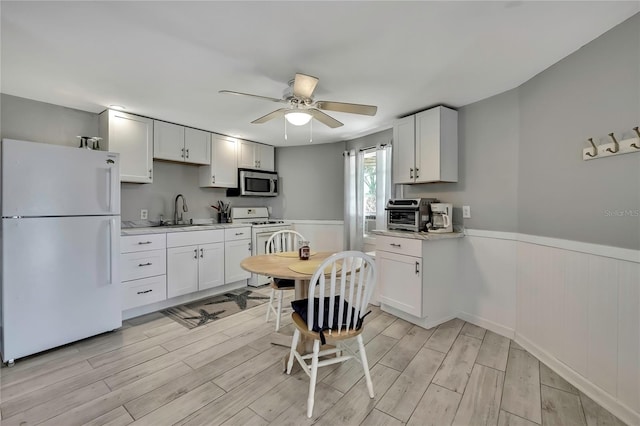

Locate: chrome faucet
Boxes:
[174,194,188,224]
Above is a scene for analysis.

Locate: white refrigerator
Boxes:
[1,139,121,364]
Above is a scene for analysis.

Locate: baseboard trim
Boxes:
[380,303,456,329]
[457,312,515,339]
[515,333,640,426]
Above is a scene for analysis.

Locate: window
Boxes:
[363,149,377,239]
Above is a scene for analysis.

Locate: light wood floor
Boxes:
[0,288,628,426]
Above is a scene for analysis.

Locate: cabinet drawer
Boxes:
[121,249,166,281]
[123,275,167,311]
[224,227,251,241]
[167,229,224,248]
[121,234,166,253]
[376,235,422,257]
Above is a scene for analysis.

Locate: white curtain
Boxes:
[344,149,364,250]
[375,144,393,232]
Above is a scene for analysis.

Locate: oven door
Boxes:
[387,209,420,231]
[249,231,274,287]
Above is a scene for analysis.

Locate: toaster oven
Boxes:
[385,198,438,232]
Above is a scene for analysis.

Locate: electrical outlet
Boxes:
[140,209,148,220]
[462,205,471,219]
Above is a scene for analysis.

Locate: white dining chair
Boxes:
[265,230,307,331]
[286,251,377,418]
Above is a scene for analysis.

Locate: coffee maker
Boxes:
[428,203,453,233]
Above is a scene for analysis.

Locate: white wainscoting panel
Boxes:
[289,220,344,253]
[617,260,640,412]
[458,234,517,338]
[515,239,640,424]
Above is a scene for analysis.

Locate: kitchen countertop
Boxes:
[371,229,465,240]
[121,222,248,236]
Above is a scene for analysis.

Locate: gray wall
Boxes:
[517,13,640,250]
[404,89,520,232]
[273,142,345,220]
[345,128,393,152]
[1,94,98,147]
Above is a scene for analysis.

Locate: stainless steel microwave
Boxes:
[229,169,278,197]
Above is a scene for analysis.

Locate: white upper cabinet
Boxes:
[392,106,458,184]
[99,110,153,183]
[392,115,416,184]
[153,121,211,165]
[238,140,275,171]
[184,128,211,165]
[199,134,238,188]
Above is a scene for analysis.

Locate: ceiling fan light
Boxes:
[285,111,312,126]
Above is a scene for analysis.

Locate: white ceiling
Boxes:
[1,1,638,146]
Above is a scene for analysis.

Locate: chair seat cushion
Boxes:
[273,278,296,289]
[291,297,371,344]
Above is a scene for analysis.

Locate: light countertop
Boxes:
[121,222,248,236]
[370,229,465,240]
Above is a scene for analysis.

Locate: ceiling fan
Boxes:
[219,73,377,128]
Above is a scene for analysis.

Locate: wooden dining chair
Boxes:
[265,230,307,331]
[286,251,377,418]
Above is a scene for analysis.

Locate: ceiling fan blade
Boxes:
[219,90,285,103]
[292,73,319,99]
[308,109,343,128]
[251,108,288,124]
[315,101,377,116]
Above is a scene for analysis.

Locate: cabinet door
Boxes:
[377,250,422,317]
[167,245,199,298]
[101,110,153,183]
[154,121,185,162]
[198,242,224,290]
[415,108,440,183]
[258,144,275,171]
[225,239,252,283]
[184,128,211,165]
[392,115,415,184]
[237,140,257,169]
[199,135,238,188]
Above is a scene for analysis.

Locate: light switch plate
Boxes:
[462,205,471,219]
[140,209,148,220]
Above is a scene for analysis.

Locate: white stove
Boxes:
[230,207,292,287]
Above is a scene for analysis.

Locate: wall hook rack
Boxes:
[583,126,640,161]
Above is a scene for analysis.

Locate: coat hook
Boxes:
[606,133,619,153]
[586,138,597,157]
[632,127,640,149]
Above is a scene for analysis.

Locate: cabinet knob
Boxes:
[137,241,152,245]
[415,167,419,178]
[212,175,215,184]
[415,261,420,275]
[149,169,152,179]
[186,148,189,159]
[138,262,152,267]
[137,289,153,295]
[409,168,414,179]
[200,248,204,258]
[390,243,401,248]
[181,147,185,158]
[194,249,198,259]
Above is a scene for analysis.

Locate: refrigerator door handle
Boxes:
[108,167,118,214]
[108,218,118,285]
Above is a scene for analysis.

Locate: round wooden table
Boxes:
[240,251,336,365]
[240,251,336,300]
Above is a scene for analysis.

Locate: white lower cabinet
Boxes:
[376,235,458,326]
[167,230,226,298]
[224,227,251,283]
[377,250,422,317]
[167,245,200,298]
[198,242,225,290]
[121,234,167,310]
